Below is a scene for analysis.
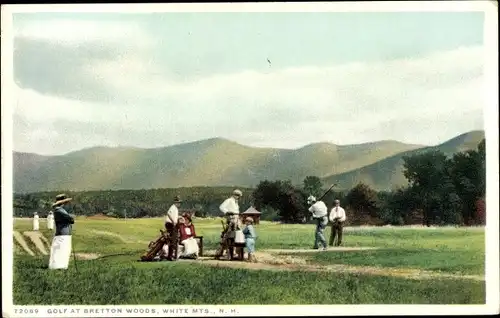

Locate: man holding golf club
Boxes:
[308,195,328,251]
[307,184,336,250]
[48,193,75,270]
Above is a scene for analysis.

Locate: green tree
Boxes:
[403,150,462,225]
[253,180,307,223]
[447,139,486,225]
[345,182,379,217]
[303,176,323,198]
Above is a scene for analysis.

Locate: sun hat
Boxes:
[233,189,243,197]
[52,193,72,207]
[245,217,254,223]
[173,195,182,203]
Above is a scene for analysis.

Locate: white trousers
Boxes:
[49,235,72,270]
[33,221,39,231]
[47,220,54,230]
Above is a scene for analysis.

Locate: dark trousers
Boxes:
[165,222,178,259]
[329,222,344,246]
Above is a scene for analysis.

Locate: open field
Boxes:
[13,217,485,305]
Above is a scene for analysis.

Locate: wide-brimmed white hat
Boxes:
[233,189,243,197]
[52,193,72,207]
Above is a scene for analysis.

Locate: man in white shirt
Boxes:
[219,189,242,231]
[216,189,243,259]
[164,195,182,260]
[329,199,346,246]
[308,195,328,250]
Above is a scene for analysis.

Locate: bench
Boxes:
[194,236,204,257]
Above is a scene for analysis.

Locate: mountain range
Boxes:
[13,130,485,193]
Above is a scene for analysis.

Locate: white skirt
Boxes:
[180,238,199,256]
[47,220,54,230]
[49,235,72,270]
[33,221,39,231]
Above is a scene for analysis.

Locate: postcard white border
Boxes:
[2,1,499,317]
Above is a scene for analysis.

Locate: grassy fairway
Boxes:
[12,217,485,304]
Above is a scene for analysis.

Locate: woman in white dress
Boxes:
[178,215,199,259]
[47,211,55,230]
[48,194,75,270]
[33,212,40,231]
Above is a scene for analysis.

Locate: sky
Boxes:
[9,10,487,155]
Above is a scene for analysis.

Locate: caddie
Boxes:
[307,195,328,251]
[329,199,346,246]
[48,194,75,270]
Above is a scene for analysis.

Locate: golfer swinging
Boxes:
[308,195,328,250]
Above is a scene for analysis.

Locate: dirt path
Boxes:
[75,253,101,260]
[13,231,35,256]
[13,231,482,282]
[202,247,378,258]
[264,247,379,253]
[23,231,49,255]
[188,249,483,281]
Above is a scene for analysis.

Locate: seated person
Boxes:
[177,215,199,259]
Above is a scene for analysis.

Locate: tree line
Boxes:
[252,139,486,226]
[13,140,486,226]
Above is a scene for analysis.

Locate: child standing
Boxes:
[243,217,257,262]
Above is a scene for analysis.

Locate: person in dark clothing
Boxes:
[48,194,75,269]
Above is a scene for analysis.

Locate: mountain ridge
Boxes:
[12,130,484,193]
[321,130,485,191]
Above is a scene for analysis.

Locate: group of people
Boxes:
[36,189,343,271]
[308,196,347,250]
[31,211,55,231]
[161,189,258,262]
[161,196,200,260]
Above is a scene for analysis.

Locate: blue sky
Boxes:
[11,10,486,155]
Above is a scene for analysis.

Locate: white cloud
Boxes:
[14,18,152,48]
[11,40,485,155]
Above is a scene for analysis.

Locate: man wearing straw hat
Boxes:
[164,195,182,261]
[216,189,243,259]
[48,194,75,270]
[220,189,243,232]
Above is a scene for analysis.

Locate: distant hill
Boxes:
[13,136,426,193]
[322,130,485,191]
